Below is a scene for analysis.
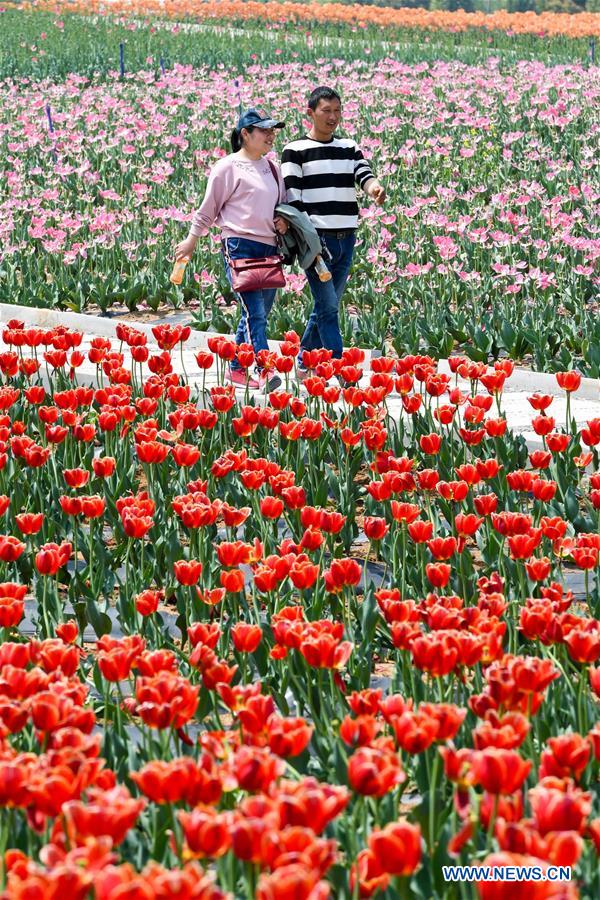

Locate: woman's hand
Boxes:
[274,216,288,235]
[175,236,198,260]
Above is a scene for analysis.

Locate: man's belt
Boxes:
[317,229,356,239]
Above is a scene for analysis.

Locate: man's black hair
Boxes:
[307,86,341,111]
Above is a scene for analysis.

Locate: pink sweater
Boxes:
[189,154,286,245]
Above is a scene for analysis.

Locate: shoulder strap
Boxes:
[266,159,281,204]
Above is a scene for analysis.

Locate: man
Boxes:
[281,86,386,365]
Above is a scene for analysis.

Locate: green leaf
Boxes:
[564,487,580,524]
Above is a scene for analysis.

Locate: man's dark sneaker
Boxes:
[259,371,282,391]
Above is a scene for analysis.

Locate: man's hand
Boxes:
[274,216,289,235]
[366,179,386,206]
[175,236,198,260]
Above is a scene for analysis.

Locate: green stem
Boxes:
[429,748,441,853]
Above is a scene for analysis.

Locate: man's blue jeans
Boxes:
[222,237,278,371]
[301,231,356,359]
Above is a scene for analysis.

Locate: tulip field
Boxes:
[1,2,600,899]
[0,319,598,898]
[1,4,599,375]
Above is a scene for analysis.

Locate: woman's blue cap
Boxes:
[236,108,285,131]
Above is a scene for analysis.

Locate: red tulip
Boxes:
[135,589,162,617]
[540,516,567,541]
[525,557,552,582]
[173,559,203,586]
[590,666,600,698]
[276,777,349,835]
[231,622,262,653]
[219,568,245,594]
[390,501,420,523]
[56,620,79,644]
[59,495,82,517]
[436,480,469,502]
[216,539,262,567]
[299,528,325,553]
[471,748,531,794]
[474,493,498,516]
[368,819,422,876]
[260,496,284,519]
[350,849,390,898]
[546,432,570,453]
[63,786,144,845]
[196,587,226,607]
[420,702,466,741]
[427,537,459,561]
[81,495,106,519]
[135,754,221,806]
[0,536,25,563]
[121,512,153,539]
[178,807,231,859]
[529,449,552,469]
[267,716,313,758]
[135,674,199,730]
[98,645,139,683]
[570,547,598,570]
[35,541,71,576]
[392,710,439,753]
[531,415,555,437]
[528,393,553,411]
[233,746,284,793]
[299,633,353,670]
[317,509,346,534]
[237,693,278,736]
[255,864,329,900]
[171,442,201,467]
[187,622,221,650]
[425,562,452,588]
[289,558,319,590]
[539,734,591,782]
[136,440,170,465]
[348,746,405,797]
[93,456,116,478]
[0,582,27,628]
[363,516,388,541]
[407,519,433,542]
[323,558,361,592]
[508,530,542,560]
[15,512,43,535]
[532,477,557,501]
[64,467,90,488]
[420,432,442,455]
[556,371,581,393]
[529,779,591,836]
[454,513,483,537]
[564,625,600,664]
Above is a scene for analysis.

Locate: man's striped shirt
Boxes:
[281,135,374,232]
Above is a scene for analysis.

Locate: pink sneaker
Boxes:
[227,368,260,390]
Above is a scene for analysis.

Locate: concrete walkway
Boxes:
[1,302,598,452]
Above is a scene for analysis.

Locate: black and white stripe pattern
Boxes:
[281,136,374,232]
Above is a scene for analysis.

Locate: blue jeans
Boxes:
[222,237,278,371]
[301,231,356,359]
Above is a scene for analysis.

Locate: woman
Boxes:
[175,108,288,390]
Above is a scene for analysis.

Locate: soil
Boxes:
[86,302,200,324]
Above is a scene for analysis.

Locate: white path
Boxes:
[1,303,598,451]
